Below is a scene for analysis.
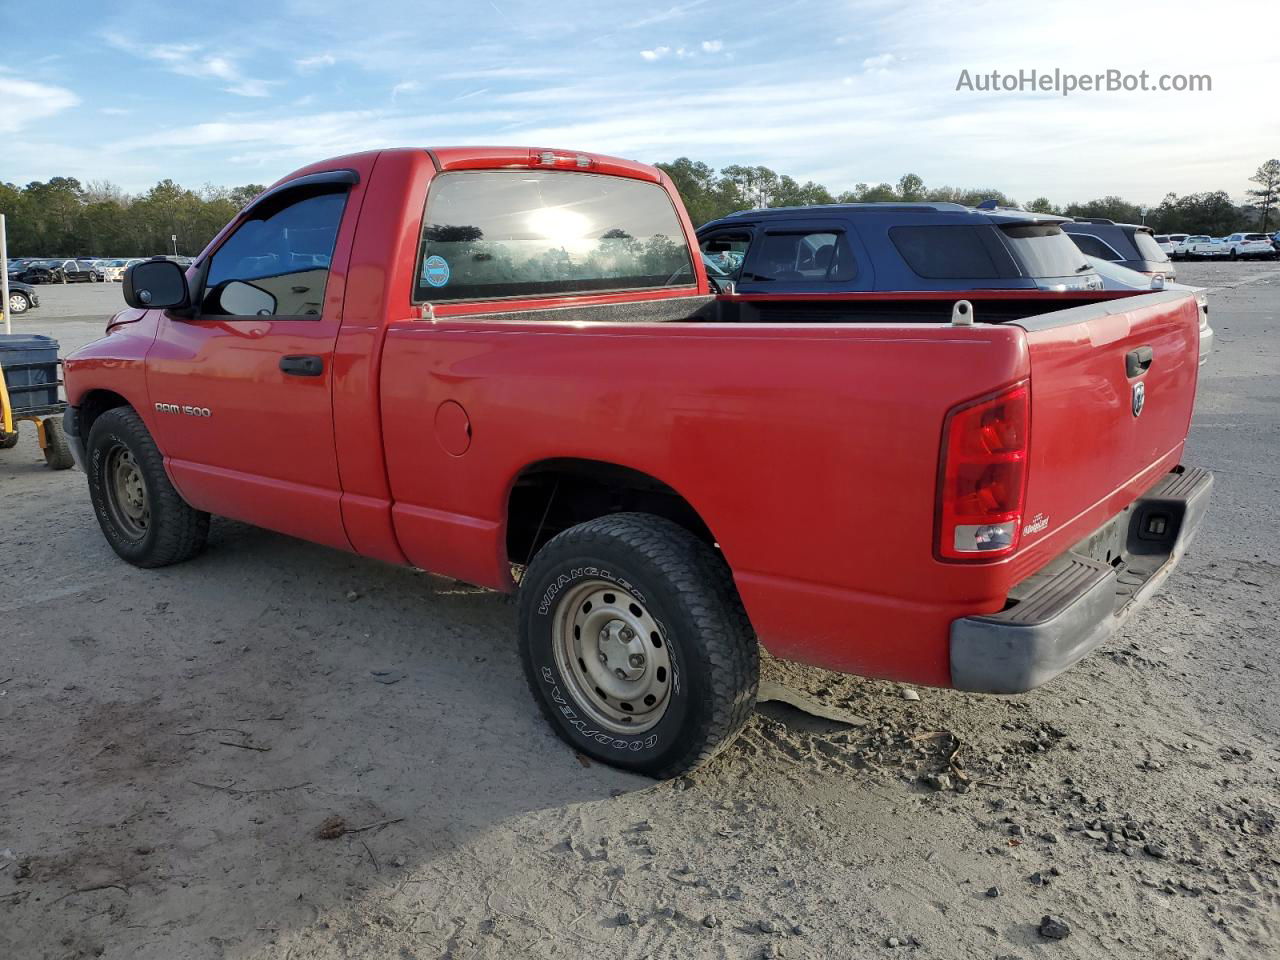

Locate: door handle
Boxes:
[279,355,324,377]
[1125,346,1154,378]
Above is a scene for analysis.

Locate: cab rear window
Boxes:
[1001,224,1091,277]
[415,170,693,302]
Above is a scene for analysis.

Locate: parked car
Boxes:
[5,280,40,315]
[1222,232,1277,260]
[7,258,40,279]
[18,258,105,283]
[697,203,1104,293]
[1084,257,1211,364]
[1061,220,1175,280]
[101,258,144,282]
[1185,237,1229,258]
[63,147,1211,778]
[1172,235,1208,259]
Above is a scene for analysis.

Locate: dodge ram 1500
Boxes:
[63,147,1212,777]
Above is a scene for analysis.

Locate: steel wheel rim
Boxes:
[551,579,673,734]
[8,294,25,313]
[105,446,149,539]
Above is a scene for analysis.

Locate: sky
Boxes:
[2,0,1276,206]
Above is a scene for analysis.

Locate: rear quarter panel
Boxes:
[379,320,1032,686]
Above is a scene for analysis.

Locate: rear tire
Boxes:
[0,430,18,449]
[86,407,209,567]
[42,416,74,470]
[7,291,29,315]
[518,513,758,778]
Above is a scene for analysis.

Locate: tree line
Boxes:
[2,159,1276,258]
[0,178,265,258]
[655,157,1280,235]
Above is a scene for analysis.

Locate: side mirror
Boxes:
[212,279,277,317]
[123,258,190,310]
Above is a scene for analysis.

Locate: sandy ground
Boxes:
[1,264,1278,960]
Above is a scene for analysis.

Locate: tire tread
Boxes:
[519,513,758,778]
[88,407,209,567]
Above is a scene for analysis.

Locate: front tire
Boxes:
[518,513,758,778]
[86,407,209,567]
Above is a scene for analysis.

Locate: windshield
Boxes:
[1130,230,1169,262]
[1000,223,1091,277]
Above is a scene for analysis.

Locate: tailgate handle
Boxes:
[1126,346,1154,378]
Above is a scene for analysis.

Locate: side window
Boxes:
[202,189,347,317]
[889,225,1009,279]
[699,231,751,280]
[742,231,856,283]
[1064,232,1121,261]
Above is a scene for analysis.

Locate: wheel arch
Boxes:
[78,388,133,438]
[505,458,719,568]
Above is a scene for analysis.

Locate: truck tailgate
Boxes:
[1013,291,1201,564]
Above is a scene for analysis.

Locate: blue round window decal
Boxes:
[422,255,451,288]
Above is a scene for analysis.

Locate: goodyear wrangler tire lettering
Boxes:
[517,513,759,779]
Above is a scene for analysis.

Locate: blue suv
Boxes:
[696,203,1102,294]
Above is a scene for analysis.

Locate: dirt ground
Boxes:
[2,264,1278,960]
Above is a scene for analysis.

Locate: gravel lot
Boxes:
[2,263,1278,960]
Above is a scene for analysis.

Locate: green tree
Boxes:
[1247,159,1280,233]
[897,173,925,201]
[1062,195,1144,224]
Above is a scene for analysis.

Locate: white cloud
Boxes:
[391,81,421,100]
[625,3,705,29]
[103,32,271,98]
[640,47,670,61]
[700,40,723,53]
[295,54,337,73]
[100,106,131,116]
[0,75,79,134]
[862,53,896,71]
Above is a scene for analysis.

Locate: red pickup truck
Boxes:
[63,147,1211,778]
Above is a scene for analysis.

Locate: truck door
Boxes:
[145,170,366,550]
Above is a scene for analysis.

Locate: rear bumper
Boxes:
[949,466,1212,693]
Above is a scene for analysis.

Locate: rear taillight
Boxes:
[936,382,1030,561]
